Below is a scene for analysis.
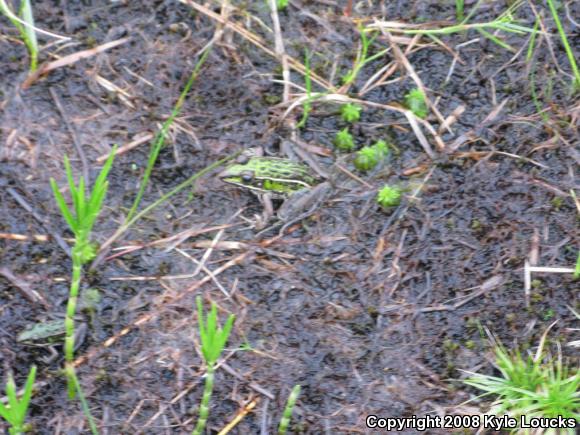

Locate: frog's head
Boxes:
[218,159,267,194]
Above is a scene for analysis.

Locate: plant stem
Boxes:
[192,365,215,435]
[64,247,83,398]
[546,0,580,91]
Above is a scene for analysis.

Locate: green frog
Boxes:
[219,149,330,233]
[17,319,87,363]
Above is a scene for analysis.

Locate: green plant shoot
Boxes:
[192,296,235,435]
[377,185,402,208]
[0,366,36,435]
[0,0,38,72]
[404,88,428,118]
[276,0,289,11]
[333,128,355,151]
[50,147,116,397]
[354,140,389,171]
[278,384,301,435]
[341,24,387,86]
[340,103,362,123]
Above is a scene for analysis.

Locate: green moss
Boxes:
[340,103,362,123]
[333,128,355,151]
[354,140,389,171]
[404,88,428,118]
[377,185,402,208]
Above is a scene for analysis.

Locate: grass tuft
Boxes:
[0,365,36,435]
[463,340,580,430]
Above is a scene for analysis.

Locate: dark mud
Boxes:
[1,1,578,434]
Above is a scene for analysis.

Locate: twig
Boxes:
[268,0,290,103]
[7,187,71,257]
[22,37,129,88]
[179,0,333,91]
[49,87,89,182]
[0,266,48,307]
[382,30,449,133]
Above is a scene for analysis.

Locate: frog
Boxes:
[218,148,330,234]
[17,318,87,363]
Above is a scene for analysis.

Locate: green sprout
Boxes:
[278,385,301,435]
[341,24,388,86]
[192,296,235,435]
[276,0,289,11]
[546,0,580,92]
[573,251,580,280]
[0,366,36,435]
[455,0,464,23]
[377,185,402,208]
[50,147,116,398]
[354,140,389,171]
[340,103,362,123]
[463,342,580,429]
[0,0,38,72]
[404,88,428,119]
[333,128,355,151]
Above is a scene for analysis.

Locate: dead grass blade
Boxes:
[22,37,129,89]
[179,0,334,91]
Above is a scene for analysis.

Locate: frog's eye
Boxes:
[237,154,250,164]
[241,171,254,183]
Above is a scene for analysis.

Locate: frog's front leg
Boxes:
[42,346,60,364]
[255,192,275,230]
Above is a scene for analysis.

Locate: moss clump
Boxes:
[377,185,402,208]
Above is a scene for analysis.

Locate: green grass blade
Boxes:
[20,366,36,418]
[476,28,515,52]
[526,18,540,62]
[91,145,117,197]
[50,179,77,233]
[0,0,24,35]
[546,0,580,91]
[19,0,38,72]
[0,401,11,422]
[126,48,211,222]
[64,156,80,216]
[5,377,20,424]
[278,385,301,435]
[70,370,99,435]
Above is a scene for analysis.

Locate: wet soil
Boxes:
[0,0,578,434]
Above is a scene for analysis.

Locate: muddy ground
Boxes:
[0,0,578,434]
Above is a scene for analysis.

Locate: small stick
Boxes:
[22,37,129,88]
[0,266,48,307]
[268,0,290,103]
[7,187,71,257]
[49,87,89,183]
